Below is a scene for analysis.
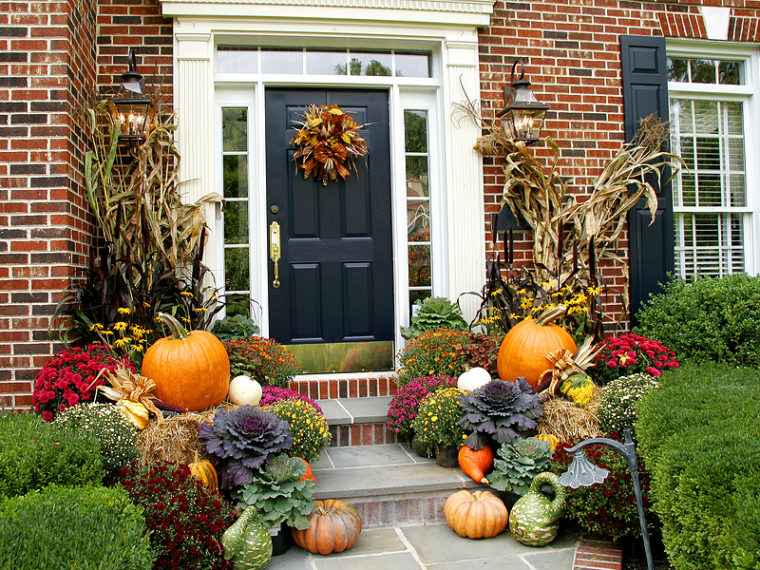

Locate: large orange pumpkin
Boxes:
[141,312,230,411]
[444,490,508,539]
[291,499,362,555]
[497,308,577,392]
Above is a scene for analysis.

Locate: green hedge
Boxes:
[0,485,155,569]
[636,362,760,569]
[0,412,103,499]
[634,274,760,367]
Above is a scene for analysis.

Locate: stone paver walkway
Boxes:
[268,522,579,569]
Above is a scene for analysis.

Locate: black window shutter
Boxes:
[620,35,673,325]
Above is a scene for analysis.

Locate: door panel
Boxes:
[265,89,393,344]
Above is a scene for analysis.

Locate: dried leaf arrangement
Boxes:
[291,103,368,186]
[459,94,683,321]
[53,98,223,345]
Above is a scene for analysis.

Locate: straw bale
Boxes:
[537,387,602,442]
[137,408,220,465]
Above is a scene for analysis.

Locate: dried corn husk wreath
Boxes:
[291,103,368,186]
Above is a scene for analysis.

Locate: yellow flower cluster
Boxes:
[90,318,152,357]
[411,387,466,448]
[267,399,331,462]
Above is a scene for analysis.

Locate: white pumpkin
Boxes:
[228,375,263,406]
[457,367,492,393]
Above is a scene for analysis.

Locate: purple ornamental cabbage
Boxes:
[457,378,543,450]
[198,405,292,490]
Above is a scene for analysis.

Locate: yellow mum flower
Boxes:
[117,307,131,315]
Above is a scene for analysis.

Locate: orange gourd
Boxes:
[497,307,577,391]
[291,499,362,555]
[296,457,316,484]
[444,490,508,539]
[141,312,230,412]
[458,445,494,484]
[189,459,219,491]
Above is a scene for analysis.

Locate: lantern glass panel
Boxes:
[112,98,152,139]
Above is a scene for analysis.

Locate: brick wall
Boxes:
[478,0,760,330]
[0,0,97,409]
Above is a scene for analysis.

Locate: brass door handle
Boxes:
[269,221,281,288]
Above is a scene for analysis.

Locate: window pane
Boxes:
[695,137,720,170]
[404,110,428,152]
[395,53,430,77]
[409,289,430,316]
[222,108,248,152]
[261,49,302,74]
[667,57,688,82]
[693,100,718,134]
[306,50,347,75]
[225,247,250,291]
[223,155,248,198]
[675,213,744,279]
[696,173,721,207]
[224,201,248,244]
[719,61,742,85]
[408,245,431,287]
[406,157,429,198]
[724,101,743,136]
[224,294,251,318]
[217,48,258,74]
[352,52,392,76]
[690,59,716,83]
[729,174,746,207]
[407,199,430,242]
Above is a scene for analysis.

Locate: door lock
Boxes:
[269,221,281,288]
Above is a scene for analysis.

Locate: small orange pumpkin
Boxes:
[444,490,508,539]
[141,312,230,411]
[295,457,316,484]
[291,499,362,555]
[458,445,494,484]
[497,306,577,391]
[189,459,218,491]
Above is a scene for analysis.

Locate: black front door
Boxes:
[265,89,393,345]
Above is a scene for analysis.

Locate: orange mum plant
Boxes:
[290,103,368,185]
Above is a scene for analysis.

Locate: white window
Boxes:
[667,46,758,279]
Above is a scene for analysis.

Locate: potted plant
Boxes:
[410,387,466,467]
[233,454,316,555]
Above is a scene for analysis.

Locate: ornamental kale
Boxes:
[198,405,292,490]
[489,437,553,495]
[233,454,316,530]
[457,378,542,450]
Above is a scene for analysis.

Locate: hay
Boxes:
[137,408,221,465]
[537,387,602,442]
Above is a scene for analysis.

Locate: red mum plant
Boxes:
[33,344,134,421]
[590,333,679,385]
[119,461,236,570]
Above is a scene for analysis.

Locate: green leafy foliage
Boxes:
[550,436,653,543]
[634,273,760,367]
[597,373,659,437]
[401,297,468,340]
[233,454,316,530]
[489,437,552,495]
[0,485,154,570]
[636,362,760,569]
[212,314,260,341]
[55,402,139,478]
[457,378,543,450]
[0,413,103,499]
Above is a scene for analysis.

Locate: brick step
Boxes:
[317,396,397,446]
[310,444,484,527]
[289,373,397,400]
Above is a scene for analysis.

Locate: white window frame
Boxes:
[212,47,447,351]
[667,40,760,277]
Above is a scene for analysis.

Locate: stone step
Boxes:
[310,443,485,527]
[290,373,397,401]
[317,396,397,446]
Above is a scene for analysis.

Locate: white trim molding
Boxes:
[162,0,495,333]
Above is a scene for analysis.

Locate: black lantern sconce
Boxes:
[558,429,654,570]
[498,60,549,145]
[111,49,154,144]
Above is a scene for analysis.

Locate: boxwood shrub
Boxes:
[0,412,103,499]
[634,273,760,367]
[636,362,760,569]
[0,484,155,569]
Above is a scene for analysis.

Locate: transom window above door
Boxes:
[216,47,431,78]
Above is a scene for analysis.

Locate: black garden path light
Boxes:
[497,59,549,145]
[558,428,654,570]
[110,48,155,144]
